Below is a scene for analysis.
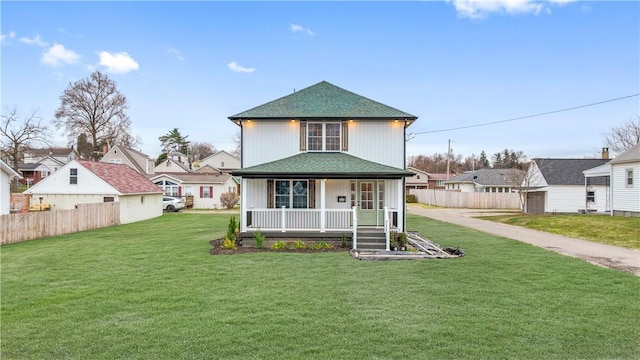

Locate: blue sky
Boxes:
[2,1,638,161]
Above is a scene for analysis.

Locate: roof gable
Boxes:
[610,142,640,165]
[534,158,609,185]
[228,81,417,122]
[1,159,22,178]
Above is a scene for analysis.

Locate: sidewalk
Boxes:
[407,205,640,276]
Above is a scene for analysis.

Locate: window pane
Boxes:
[326,123,341,151]
[275,180,290,208]
[292,180,308,208]
[308,124,323,151]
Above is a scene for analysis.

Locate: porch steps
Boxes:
[356,227,387,250]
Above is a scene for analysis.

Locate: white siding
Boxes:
[191,179,237,209]
[348,121,405,168]
[25,162,115,195]
[1,169,10,215]
[21,194,108,210]
[201,151,240,170]
[244,179,268,209]
[242,120,406,168]
[545,185,609,213]
[612,163,640,213]
[119,194,163,224]
[324,180,352,209]
[243,121,299,167]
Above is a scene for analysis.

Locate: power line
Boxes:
[407,93,640,140]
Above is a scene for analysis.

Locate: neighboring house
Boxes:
[1,159,22,215]
[443,168,523,193]
[18,162,53,186]
[525,158,609,214]
[427,173,449,190]
[168,151,189,166]
[100,145,155,175]
[195,164,222,174]
[406,167,429,193]
[609,143,639,217]
[199,150,240,172]
[229,81,417,246]
[23,160,163,224]
[155,158,192,174]
[150,172,239,209]
[23,147,77,165]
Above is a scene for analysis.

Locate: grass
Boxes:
[476,213,640,249]
[2,213,639,359]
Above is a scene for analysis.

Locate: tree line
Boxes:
[408,148,528,174]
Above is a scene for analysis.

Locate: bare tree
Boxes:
[603,116,640,154]
[54,71,133,160]
[1,107,51,191]
[231,130,241,159]
[189,141,216,161]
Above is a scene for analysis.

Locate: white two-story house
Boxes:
[229,81,417,249]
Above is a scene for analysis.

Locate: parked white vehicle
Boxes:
[163,196,185,212]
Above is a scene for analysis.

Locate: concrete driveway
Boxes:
[407,205,640,277]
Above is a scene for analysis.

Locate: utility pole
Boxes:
[446,139,451,180]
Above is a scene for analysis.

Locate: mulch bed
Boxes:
[209,238,349,255]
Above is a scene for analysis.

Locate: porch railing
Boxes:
[247,207,353,232]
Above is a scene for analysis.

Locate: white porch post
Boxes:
[352,206,358,250]
[397,180,404,232]
[320,179,326,232]
[240,177,247,232]
[281,206,286,232]
[384,206,390,251]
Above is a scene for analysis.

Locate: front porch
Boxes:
[239,206,398,250]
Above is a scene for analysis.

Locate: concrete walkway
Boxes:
[407,205,640,276]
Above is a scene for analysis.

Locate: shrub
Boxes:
[341,233,348,248]
[271,241,287,250]
[225,216,240,244]
[222,236,237,250]
[220,192,240,209]
[406,194,417,203]
[254,229,265,249]
[312,242,333,250]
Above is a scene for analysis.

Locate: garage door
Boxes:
[526,192,545,214]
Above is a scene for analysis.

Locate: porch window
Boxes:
[275,180,308,208]
[155,180,179,197]
[586,190,595,203]
[378,181,385,209]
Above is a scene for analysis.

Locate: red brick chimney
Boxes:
[602,147,609,160]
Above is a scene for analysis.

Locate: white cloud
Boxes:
[41,44,80,67]
[167,47,185,61]
[290,23,315,36]
[450,0,544,19]
[98,51,140,74]
[227,61,256,73]
[20,34,48,47]
[1,31,16,43]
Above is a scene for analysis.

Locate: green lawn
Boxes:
[476,213,640,249]
[1,213,639,359]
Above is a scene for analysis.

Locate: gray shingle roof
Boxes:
[228,81,417,121]
[445,168,524,186]
[232,152,413,179]
[534,158,609,185]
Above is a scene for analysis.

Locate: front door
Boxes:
[357,181,376,226]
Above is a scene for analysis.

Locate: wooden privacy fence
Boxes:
[410,189,522,209]
[1,202,120,245]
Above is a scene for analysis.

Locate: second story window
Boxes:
[308,123,341,151]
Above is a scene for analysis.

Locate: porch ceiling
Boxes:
[232,152,414,179]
